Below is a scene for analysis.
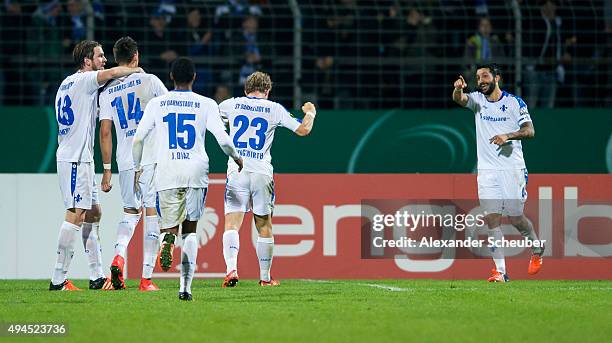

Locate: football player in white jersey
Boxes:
[98,37,168,291]
[218,71,317,287]
[132,57,243,301]
[452,63,544,282]
[51,40,143,291]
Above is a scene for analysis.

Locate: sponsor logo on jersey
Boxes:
[479,113,509,122]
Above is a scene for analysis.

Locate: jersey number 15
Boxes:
[163,113,196,150]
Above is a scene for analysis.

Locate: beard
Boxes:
[91,63,105,71]
[478,82,495,95]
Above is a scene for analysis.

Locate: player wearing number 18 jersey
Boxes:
[50,40,142,291]
[133,57,242,301]
[219,71,318,287]
[98,37,168,291]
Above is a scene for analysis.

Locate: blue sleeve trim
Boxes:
[511,94,528,109]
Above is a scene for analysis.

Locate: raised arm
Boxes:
[99,119,114,192]
[295,102,317,137]
[452,75,469,107]
[96,66,143,85]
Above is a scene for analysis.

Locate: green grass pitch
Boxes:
[1,279,611,342]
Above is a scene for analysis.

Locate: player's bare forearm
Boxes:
[506,122,535,140]
[452,88,468,107]
[99,120,113,164]
[99,120,113,192]
[296,102,316,136]
[452,75,468,107]
[97,66,143,84]
[296,113,315,136]
[490,122,535,145]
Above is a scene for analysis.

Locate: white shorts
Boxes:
[119,164,156,209]
[156,187,207,229]
[224,171,275,216]
[477,168,528,216]
[57,161,99,210]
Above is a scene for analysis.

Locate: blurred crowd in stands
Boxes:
[0,0,610,109]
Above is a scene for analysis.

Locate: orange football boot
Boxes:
[258,278,281,287]
[110,255,126,290]
[101,277,114,290]
[487,269,509,283]
[139,278,160,291]
[49,279,81,291]
[528,254,543,275]
[222,270,239,288]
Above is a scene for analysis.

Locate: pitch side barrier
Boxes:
[125,174,612,280]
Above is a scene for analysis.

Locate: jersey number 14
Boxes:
[111,92,144,129]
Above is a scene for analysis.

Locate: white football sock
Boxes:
[52,221,79,285]
[114,212,140,258]
[180,233,198,293]
[256,236,274,282]
[82,222,105,280]
[223,230,240,274]
[489,227,506,274]
[142,215,160,279]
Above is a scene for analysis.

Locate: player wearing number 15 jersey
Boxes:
[218,71,318,287]
[133,57,242,301]
[98,37,168,291]
[51,40,142,291]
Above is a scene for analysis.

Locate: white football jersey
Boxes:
[465,91,532,170]
[136,90,231,191]
[219,96,301,177]
[99,73,168,171]
[55,71,101,162]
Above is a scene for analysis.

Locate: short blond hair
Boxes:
[244,71,272,94]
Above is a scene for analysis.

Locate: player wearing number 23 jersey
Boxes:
[218,71,318,288]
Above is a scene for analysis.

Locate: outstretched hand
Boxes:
[454,75,467,90]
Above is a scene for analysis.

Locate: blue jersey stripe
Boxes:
[70,163,77,196]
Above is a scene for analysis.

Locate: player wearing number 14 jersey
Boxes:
[218,71,318,287]
[51,40,142,291]
[133,57,242,301]
[98,37,168,291]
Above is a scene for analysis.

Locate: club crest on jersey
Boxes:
[500,105,507,112]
